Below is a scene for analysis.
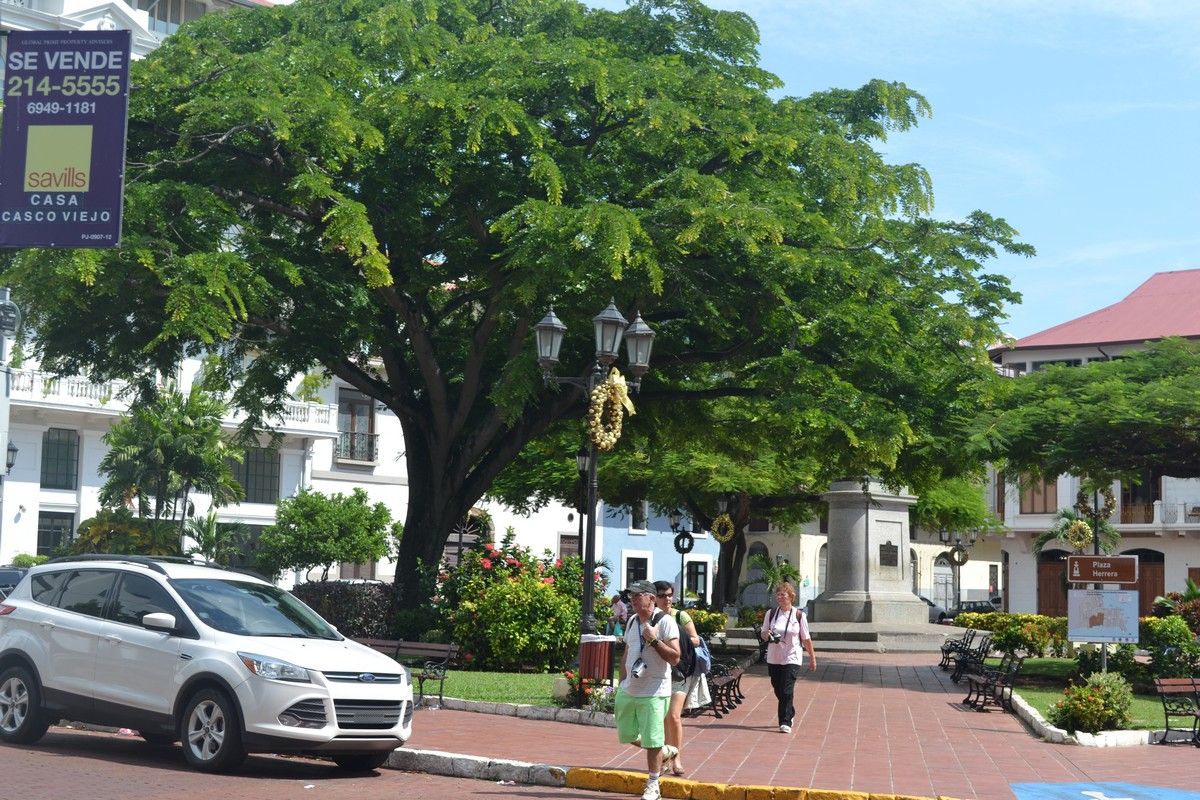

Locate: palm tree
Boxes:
[99,382,244,532]
[185,511,248,566]
[1033,507,1120,557]
[738,552,801,602]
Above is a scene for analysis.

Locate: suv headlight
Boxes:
[238,652,311,682]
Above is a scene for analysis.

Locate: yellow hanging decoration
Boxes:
[1064,519,1095,552]
[711,513,736,544]
[587,368,635,452]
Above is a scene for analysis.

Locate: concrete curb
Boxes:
[386,749,960,800]
[421,695,616,727]
[1010,690,1161,747]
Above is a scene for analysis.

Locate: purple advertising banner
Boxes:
[0,30,131,249]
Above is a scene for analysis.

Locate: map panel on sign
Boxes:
[1067,589,1139,643]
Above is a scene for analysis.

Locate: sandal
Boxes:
[670,764,686,777]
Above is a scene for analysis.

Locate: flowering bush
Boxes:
[1047,672,1133,734]
[688,608,728,637]
[561,670,616,713]
[435,533,608,671]
[738,606,767,627]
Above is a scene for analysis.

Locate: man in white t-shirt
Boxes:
[616,580,680,800]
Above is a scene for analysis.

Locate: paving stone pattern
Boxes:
[403,652,1200,799]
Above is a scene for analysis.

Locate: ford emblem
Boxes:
[358,673,377,682]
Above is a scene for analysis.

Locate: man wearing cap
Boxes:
[616,580,681,800]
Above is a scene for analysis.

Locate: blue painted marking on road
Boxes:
[1013,783,1200,800]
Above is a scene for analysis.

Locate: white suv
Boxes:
[0,555,413,772]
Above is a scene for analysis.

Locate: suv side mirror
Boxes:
[142,612,177,633]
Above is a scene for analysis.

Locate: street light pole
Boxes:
[534,301,655,636]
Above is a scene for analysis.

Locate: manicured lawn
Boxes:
[439,670,559,706]
[1013,685,1164,731]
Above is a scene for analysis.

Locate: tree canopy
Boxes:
[2,0,1028,607]
[256,487,396,579]
[977,338,1200,483]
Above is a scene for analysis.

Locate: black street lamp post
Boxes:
[534,301,654,635]
[938,527,979,609]
[668,509,692,600]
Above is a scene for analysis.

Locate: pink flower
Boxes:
[481,558,493,569]
[536,562,545,573]
[543,577,555,585]
[506,557,519,566]
[555,559,563,568]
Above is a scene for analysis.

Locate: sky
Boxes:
[585,0,1200,340]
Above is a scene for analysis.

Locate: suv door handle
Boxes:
[40,620,55,631]
[104,634,122,644]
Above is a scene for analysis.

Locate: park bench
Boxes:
[962,651,1025,712]
[949,633,993,683]
[354,638,460,708]
[1153,677,1200,746]
[938,628,976,670]
[688,658,745,720]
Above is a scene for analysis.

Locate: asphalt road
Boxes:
[0,727,609,800]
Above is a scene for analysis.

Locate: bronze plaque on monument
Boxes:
[879,542,898,567]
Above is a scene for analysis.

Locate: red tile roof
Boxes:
[1010,269,1200,350]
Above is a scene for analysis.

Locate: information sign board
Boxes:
[0,30,132,248]
[1067,589,1139,644]
[1066,554,1139,584]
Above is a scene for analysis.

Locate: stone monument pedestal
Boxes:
[812,478,928,625]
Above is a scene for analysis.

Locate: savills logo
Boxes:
[24,125,93,192]
[26,167,88,189]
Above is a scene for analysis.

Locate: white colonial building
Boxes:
[990,268,1200,616]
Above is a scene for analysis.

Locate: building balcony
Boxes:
[9,367,338,438]
[336,431,379,464]
[1005,499,1200,536]
[9,369,131,414]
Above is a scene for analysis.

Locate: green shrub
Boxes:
[959,612,1066,658]
[1047,671,1133,734]
[738,606,766,627]
[9,553,47,568]
[436,537,602,671]
[688,608,728,637]
[1075,643,1139,683]
[1141,615,1200,678]
[290,581,395,639]
[1175,598,1200,637]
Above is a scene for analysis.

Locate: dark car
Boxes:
[0,566,28,599]
[949,599,997,619]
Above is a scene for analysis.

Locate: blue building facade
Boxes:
[596,502,721,607]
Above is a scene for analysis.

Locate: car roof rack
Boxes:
[44,554,177,575]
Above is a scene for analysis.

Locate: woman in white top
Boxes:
[759,581,816,733]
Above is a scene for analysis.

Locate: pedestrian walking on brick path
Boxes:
[616,580,680,800]
[653,580,700,777]
[760,581,816,733]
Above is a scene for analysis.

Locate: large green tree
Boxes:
[2,0,1028,608]
[977,338,1200,483]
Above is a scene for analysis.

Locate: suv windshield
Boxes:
[172,578,340,639]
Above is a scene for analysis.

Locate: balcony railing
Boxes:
[336,431,379,462]
[1119,503,1155,524]
[9,369,130,409]
[10,368,337,435]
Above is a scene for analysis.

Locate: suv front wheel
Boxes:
[0,665,50,744]
[181,688,246,772]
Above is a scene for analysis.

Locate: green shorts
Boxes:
[614,689,670,749]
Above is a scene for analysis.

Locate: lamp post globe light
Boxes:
[533,300,655,635]
[938,527,978,609]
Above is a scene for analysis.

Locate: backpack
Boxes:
[693,635,712,676]
[671,610,698,680]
